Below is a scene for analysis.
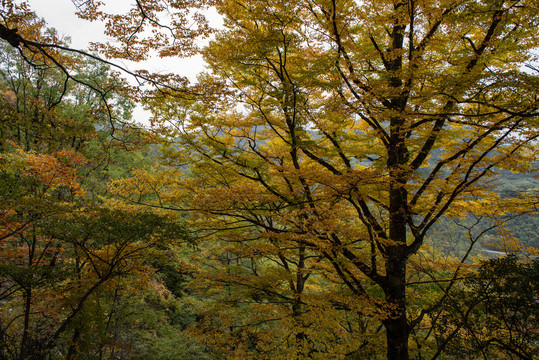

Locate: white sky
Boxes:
[25,0,214,124]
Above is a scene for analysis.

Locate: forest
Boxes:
[0,0,538,359]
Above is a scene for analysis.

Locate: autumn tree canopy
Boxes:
[142,0,539,359]
[1,1,538,360]
[0,9,190,359]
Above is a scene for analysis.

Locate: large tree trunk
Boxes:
[383,175,410,360]
[383,130,410,360]
[382,253,409,360]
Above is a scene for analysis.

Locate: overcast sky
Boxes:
[27,0,107,49]
[26,0,212,124]
[26,0,208,75]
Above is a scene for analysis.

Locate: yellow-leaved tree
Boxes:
[140,1,539,359]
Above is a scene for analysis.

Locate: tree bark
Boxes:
[382,253,409,360]
[383,179,410,360]
[383,108,410,359]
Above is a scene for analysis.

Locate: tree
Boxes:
[2,0,538,359]
[0,16,189,359]
[436,255,539,360]
[136,0,539,359]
